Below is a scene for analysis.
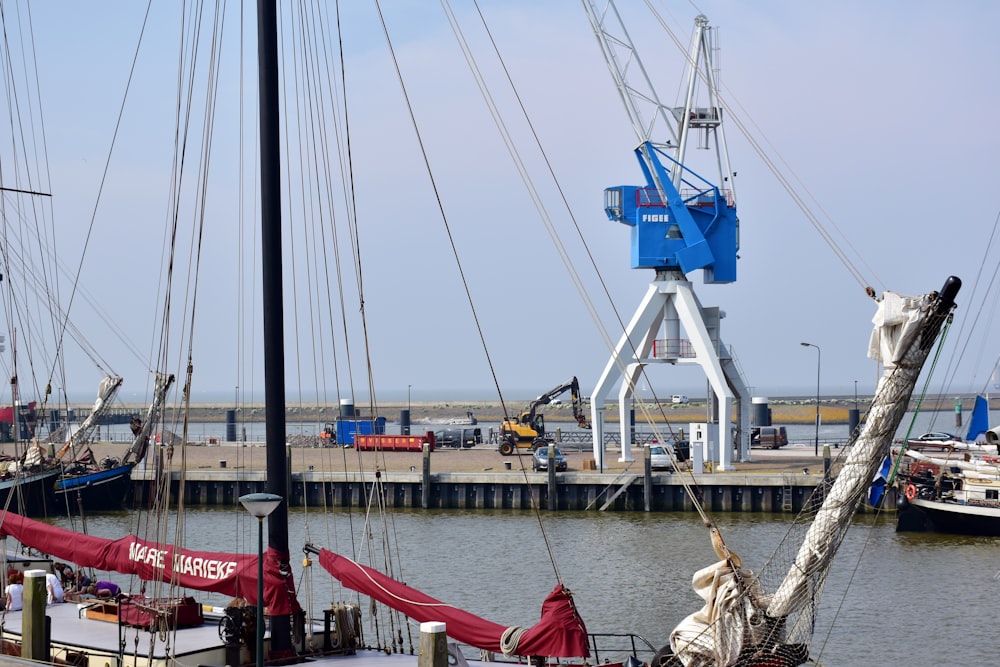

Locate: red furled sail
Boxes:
[0,512,300,615]
[316,547,589,657]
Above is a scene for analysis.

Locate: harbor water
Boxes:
[47,506,996,667]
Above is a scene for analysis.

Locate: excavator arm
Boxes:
[499,377,591,455]
[523,377,591,431]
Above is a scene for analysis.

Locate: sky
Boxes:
[2,1,999,408]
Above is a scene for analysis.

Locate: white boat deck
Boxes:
[2,601,227,666]
[1,602,473,667]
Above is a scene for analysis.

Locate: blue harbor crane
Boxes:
[604,135,738,281]
[583,4,751,470]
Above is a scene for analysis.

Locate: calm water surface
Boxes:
[49,508,997,667]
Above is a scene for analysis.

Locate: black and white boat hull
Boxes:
[897,496,1000,536]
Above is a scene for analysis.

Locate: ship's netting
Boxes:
[664,283,957,667]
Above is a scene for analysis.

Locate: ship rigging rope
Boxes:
[38,0,156,380]
[371,0,572,583]
[888,314,953,485]
[0,3,138,399]
[273,0,401,630]
[642,0,879,297]
[458,0,714,524]
[914,209,1000,412]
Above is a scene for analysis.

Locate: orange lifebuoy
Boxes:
[904,484,917,501]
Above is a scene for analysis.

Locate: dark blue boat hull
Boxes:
[54,463,135,512]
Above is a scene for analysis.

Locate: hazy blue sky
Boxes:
[3,1,998,407]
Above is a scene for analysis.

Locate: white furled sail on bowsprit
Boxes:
[667,277,960,667]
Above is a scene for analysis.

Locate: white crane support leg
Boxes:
[720,345,752,462]
[618,363,644,462]
[591,275,738,471]
[672,283,733,470]
[592,282,663,469]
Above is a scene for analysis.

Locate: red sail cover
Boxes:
[0,512,300,615]
[317,548,589,657]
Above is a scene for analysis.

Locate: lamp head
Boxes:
[240,492,282,518]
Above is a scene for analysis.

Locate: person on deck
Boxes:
[46,570,64,604]
[5,573,23,612]
[69,570,92,594]
[55,563,73,589]
[93,580,120,598]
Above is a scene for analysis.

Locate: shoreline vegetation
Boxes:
[92,394,971,426]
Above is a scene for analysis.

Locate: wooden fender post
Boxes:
[22,569,49,661]
[422,443,432,509]
[418,621,448,667]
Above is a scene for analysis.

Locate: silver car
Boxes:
[648,445,675,470]
[532,446,567,472]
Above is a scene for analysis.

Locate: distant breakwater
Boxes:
[69,394,973,426]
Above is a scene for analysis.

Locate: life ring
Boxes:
[904,484,917,501]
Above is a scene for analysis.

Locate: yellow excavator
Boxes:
[498,377,591,455]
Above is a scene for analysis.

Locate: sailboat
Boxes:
[52,373,175,511]
[0,3,143,518]
[895,393,1000,535]
[0,342,61,519]
[895,452,1000,536]
[0,3,593,664]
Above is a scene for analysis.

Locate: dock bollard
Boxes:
[418,621,448,667]
[504,461,511,470]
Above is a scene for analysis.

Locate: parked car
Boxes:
[905,432,964,451]
[648,446,674,470]
[908,432,961,444]
[751,426,788,449]
[532,446,567,472]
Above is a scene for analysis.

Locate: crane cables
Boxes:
[642,0,881,299]
[451,0,717,527]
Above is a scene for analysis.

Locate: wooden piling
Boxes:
[418,621,448,667]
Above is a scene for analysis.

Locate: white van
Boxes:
[671,395,689,404]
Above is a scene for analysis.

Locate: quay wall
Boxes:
[129,469,881,514]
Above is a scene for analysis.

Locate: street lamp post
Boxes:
[854,380,858,410]
[801,342,821,456]
[240,492,283,667]
[408,384,412,413]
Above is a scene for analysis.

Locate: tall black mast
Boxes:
[256,0,293,656]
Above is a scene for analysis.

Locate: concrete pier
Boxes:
[128,467,862,513]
